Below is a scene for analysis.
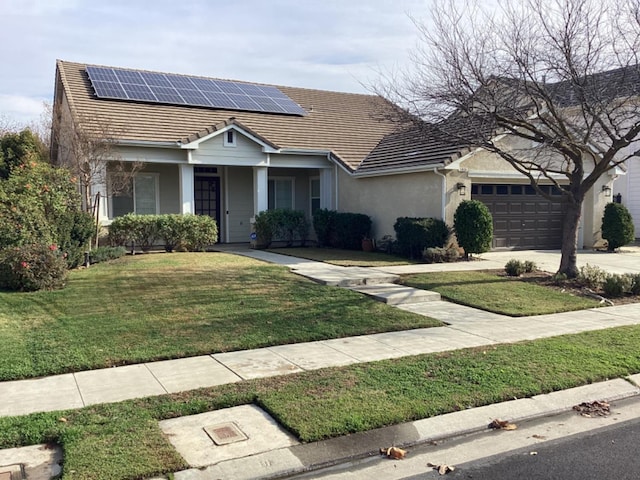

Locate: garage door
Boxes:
[471,184,566,249]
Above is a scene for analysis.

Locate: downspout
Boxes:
[434,168,447,221]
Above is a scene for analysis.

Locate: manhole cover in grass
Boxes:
[0,464,24,480]
[203,422,248,445]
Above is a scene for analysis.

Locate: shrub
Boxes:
[312,209,336,247]
[89,246,126,264]
[629,273,640,295]
[157,214,186,252]
[601,202,635,251]
[523,260,537,273]
[576,264,608,289]
[602,274,631,298]
[453,200,493,259]
[254,209,310,248]
[332,212,372,250]
[423,246,460,263]
[505,259,526,276]
[56,210,96,268]
[181,214,218,251]
[253,210,275,248]
[108,214,137,247]
[0,244,68,291]
[394,217,450,259]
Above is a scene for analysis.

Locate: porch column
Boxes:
[179,163,194,214]
[319,168,334,210]
[92,162,109,223]
[253,166,268,214]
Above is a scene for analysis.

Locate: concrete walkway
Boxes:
[2,248,640,418]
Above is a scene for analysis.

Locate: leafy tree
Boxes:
[453,200,493,259]
[0,129,47,179]
[602,203,635,251]
[379,0,640,277]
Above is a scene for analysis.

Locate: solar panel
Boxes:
[85,66,306,115]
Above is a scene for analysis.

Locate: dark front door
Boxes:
[194,176,221,229]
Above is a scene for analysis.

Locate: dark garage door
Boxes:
[471,184,566,249]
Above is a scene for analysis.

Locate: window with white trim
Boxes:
[310,177,320,214]
[111,173,159,217]
[268,178,294,210]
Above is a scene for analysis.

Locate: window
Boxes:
[223,129,236,147]
[310,177,320,214]
[111,173,159,217]
[268,178,294,210]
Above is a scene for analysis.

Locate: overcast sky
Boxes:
[0,0,433,127]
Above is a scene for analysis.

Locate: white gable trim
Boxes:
[180,125,279,153]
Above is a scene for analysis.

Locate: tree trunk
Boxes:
[558,200,582,278]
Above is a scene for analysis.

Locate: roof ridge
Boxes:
[57,59,378,99]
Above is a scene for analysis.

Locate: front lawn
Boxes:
[268,247,416,266]
[403,271,600,316]
[0,253,439,381]
[2,325,640,480]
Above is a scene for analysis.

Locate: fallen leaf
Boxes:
[58,417,68,423]
[488,418,517,430]
[380,446,406,459]
[532,434,547,440]
[573,400,610,417]
[427,463,456,475]
[530,451,538,455]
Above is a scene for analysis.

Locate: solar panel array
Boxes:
[86,66,307,116]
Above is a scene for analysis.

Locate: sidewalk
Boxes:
[2,247,640,480]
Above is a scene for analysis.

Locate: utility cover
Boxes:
[203,422,248,445]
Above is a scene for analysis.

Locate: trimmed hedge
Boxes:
[89,246,127,264]
[311,210,372,250]
[253,209,309,248]
[454,200,493,258]
[108,214,218,252]
[394,217,450,259]
[602,202,635,251]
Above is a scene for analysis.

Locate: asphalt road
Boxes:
[410,417,640,480]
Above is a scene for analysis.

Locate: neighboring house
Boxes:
[51,60,618,249]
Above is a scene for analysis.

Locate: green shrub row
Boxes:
[312,209,372,250]
[423,246,461,263]
[253,209,309,248]
[0,244,68,291]
[577,263,640,298]
[109,214,218,252]
[393,217,450,259]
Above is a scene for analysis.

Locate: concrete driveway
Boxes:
[479,246,640,275]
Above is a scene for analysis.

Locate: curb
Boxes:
[172,377,640,480]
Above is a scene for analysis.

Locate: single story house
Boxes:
[51,60,623,249]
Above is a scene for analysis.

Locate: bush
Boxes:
[505,259,526,276]
[576,264,608,289]
[0,244,68,291]
[89,246,126,264]
[181,214,218,251]
[109,214,218,252]
[453,200,493,259]
[629,273,640,295]
[603,274,631,298]
[423,246,460,263]
[332,212,372,250]
[602,202,635,251]
[394,217,450,259]
[56,210,96,268]
[254,209,310,248]
[312,209,336,247]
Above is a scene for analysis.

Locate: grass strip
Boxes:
[0,252,439,381]
[403,271,600,315]
[267,247,416,266]
[2,325,640,479]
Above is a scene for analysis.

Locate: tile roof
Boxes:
[56,60,402,171]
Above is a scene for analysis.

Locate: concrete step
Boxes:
[293,266,399,287]
[350,283,441,305]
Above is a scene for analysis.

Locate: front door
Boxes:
[194,176,221,236]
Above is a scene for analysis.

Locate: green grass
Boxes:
[268,247,416,266]
[3,325,640,479]
[403,271,600,315]
[0,252,440,381]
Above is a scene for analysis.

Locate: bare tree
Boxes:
[379,0,640,277]
[50,102,143,222]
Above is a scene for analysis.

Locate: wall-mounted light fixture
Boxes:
[602,185,612,196]
[456,182,467,196]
